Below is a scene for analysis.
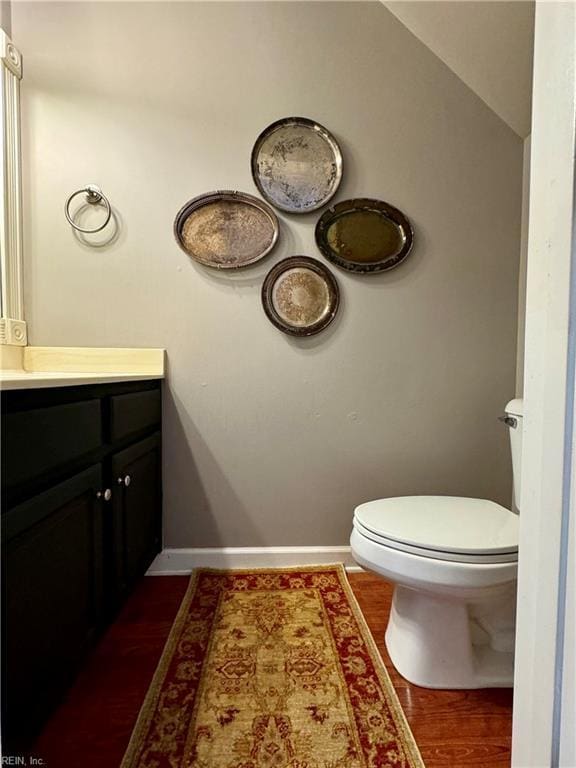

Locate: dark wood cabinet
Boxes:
[1,379,162,750]
[111,433,162,601]
[2,465,104,746]
[3,399,103,491]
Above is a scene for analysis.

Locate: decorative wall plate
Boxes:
[315,198,414,274]
[262,256,340,337]
[251,117,343,214]
[174,191,279,269]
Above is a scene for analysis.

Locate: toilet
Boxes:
[350,398,523,689]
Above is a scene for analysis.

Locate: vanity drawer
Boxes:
[3,399,103,490]
[109,389,161,442]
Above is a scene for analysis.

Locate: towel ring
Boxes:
[65,185,112,233]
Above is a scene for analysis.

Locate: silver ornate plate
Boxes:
[262,256,340,336]
[315,198,414,274]
[174,191,279,269]
[251,117,343,214]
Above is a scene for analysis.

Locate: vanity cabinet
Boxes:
[1,380,162,750]
[3,465,105,746]
[110,433,162,602]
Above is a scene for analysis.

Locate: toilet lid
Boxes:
[354,496,518,557]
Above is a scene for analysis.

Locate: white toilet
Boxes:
[350,398,523,689]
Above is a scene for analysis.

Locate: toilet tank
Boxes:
[505,398,523,511]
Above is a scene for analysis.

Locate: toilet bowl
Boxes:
[350,399,522,689]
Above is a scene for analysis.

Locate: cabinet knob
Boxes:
[96,488,112,501]
[117,475,131,487]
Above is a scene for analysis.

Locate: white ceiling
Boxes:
[384,1,535,138]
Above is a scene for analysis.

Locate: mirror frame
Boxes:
[0,27,26,346]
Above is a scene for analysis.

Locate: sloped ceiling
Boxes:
[384,1,534,138]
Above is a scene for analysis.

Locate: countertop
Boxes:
[0,346,165,390]
[0,370,164,390]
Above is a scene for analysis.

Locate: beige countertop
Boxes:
[0,346,165,390]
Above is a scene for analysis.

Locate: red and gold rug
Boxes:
[121,565,424,768]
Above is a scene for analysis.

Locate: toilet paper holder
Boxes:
[498,415,518,428]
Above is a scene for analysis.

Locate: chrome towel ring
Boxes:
[65,184,112,233]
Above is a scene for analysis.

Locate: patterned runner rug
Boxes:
[121,565,424,768]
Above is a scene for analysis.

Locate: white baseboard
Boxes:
[147,546,363,575]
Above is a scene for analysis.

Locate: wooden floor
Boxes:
[351,573,513,767]
[28,572,513,768]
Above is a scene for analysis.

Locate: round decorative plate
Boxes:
[262,256,340,337]
[174,190,279,269]
[315,198,414,274]
[251,117,343,214]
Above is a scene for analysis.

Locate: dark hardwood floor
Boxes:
[351,573,513,767]
[26,572,513,768]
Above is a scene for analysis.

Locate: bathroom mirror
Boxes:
[315,198,414,274]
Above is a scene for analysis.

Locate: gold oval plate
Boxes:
[174,190,279,269]
[262,256,340,337]
[315,198,414,274]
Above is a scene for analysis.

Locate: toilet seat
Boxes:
[353,519,518,563]
[353,496,519,564]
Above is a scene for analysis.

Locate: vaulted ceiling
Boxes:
[384,1,535,138]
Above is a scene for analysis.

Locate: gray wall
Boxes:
[0,0,11,36]
[13,2,523,547]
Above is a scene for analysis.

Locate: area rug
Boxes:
[120,565,424,768]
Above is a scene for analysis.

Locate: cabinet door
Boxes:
[111,433,161,600]
[1,465,105,749]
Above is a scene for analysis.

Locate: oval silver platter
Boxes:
[315,198,414,274]
[262,256,340,337]
[251,117,343,214]
[174,190,279,269]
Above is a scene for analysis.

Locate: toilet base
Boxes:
[385,585,515,689]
